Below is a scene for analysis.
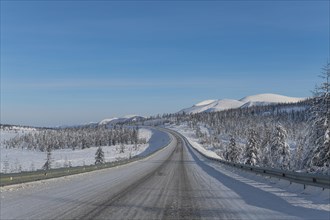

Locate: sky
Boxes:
[1,0,329,127]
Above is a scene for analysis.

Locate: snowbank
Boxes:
[137,127,170,157]
[167,124,221,159]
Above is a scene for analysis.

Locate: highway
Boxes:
[1,130,329,219]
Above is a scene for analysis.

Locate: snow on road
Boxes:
[171,127,330,213]
[185,140,330,218]
[0,129,328,219]
[0,131,177,219]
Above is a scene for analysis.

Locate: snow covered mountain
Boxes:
[178,93,306,114]
[99,115,145,126]
[178,99,244,114]
[204,99,245,112]
[239,93,305,108]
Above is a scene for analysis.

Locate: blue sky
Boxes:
[1,0,329,127]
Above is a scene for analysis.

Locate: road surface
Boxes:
[1,130,329,219]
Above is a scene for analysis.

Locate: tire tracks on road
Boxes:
[77,134,201,219]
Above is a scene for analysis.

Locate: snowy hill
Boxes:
[240,93,305,104]
[178,93,306,114]
[99,118,119,125]
[204,99,245,112]
[178,99,244,114]
[195,100,217,106]
[98,115,145,126]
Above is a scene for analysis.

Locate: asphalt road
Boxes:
[1,130,329,220]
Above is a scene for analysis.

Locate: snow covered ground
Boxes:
[1,129,328,220]
[167,124,221,159]
[0,127,169,173]
[168,125,330,213]
[186,142,330,218]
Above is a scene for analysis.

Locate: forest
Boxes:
[2,126,145,152]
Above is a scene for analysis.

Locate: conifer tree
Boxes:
[271,124,290,169]
[42,147,52,171]
[293,135,305,169]
[226,136,241,163]
[307,62,330,172]
[95,147,105,165]
[260,126,272,167]
[245,129,259,166]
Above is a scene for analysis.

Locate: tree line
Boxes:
[3,126,145,152]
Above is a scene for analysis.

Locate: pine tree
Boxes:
[271,124,290,169]
[132,128,138,144]
[293,135,305,169]
[42,147,52,171]
[260,126,272,167]
[95,147,105,165]
[245,129,259,166]
[307,62,330,172]
[226,136,241,163]
[119,143,125,153]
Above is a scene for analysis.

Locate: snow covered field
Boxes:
[0,127,169,173]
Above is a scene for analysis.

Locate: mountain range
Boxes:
[178,93,306,114]
[98,115,146,126]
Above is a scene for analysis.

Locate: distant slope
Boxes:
[204,99,245,112]
[240,93,305,104]
[99,115,145,126]
[195,100,217,106]
[99,118,119,125]
[178,93,306,114]
[178,99,244,114]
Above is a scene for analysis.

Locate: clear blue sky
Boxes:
[1,0,329,127]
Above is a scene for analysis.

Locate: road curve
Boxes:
[1,129,329,220]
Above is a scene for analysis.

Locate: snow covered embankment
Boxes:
[168,124,330,209]
[167,124,221,160]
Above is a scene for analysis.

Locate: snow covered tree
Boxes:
[95,147,105,165]
[293,134,305,169]
[260,126,272,167]
[270,124,290,169]
[226,136,241,163]
[132,128,139,144]
[4,126,141,152]
[244,129,259,166]
[119,143,125,153]
[42,147,52,171]
[307,62,330,172]
[133,142,138,151]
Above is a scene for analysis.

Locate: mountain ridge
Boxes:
[178,93,306,114]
